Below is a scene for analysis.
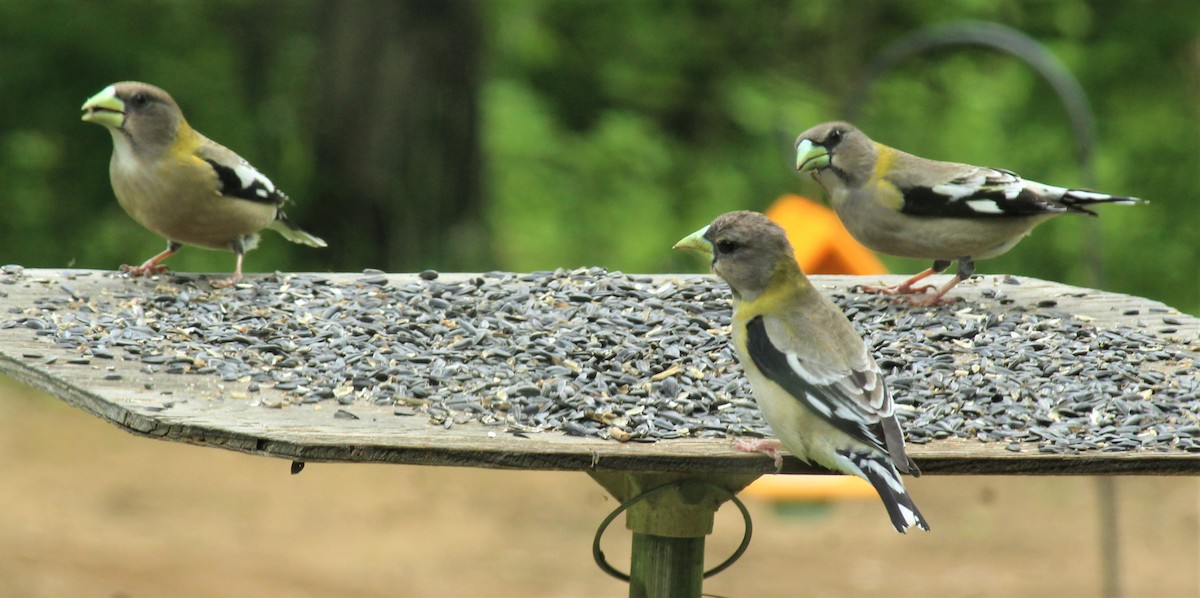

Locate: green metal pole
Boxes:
[590,471,760,598]
[629,533,705,598]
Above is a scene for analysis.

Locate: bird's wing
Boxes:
[194,141,288,207]
[745,314,892,455]
[893,163,1070,218]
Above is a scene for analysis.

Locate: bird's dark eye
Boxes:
[129,92,150,108]
[826,128,844,147]
[715,239,740,254]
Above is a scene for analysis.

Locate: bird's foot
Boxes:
[857,282,936,295]
[120,263,170,277]
[212,252,247,288]
[210,274,242,289]
[735,438,786,472]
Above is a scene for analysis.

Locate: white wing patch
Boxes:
[789,352,886,446]
[232,160,276,193]
[966,199,1004,214]
[929,182,976,200]
[786,353,841,385]
[934,168,1030,203]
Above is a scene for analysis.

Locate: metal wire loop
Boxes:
[591,480,753,582]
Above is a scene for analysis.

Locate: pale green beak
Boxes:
[81,85,125,128]
[795,138,830,172]
[673,225,712,255]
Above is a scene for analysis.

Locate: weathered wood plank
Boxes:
[0,269,1196,475]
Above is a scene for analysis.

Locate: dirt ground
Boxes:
[0,375,1197,598]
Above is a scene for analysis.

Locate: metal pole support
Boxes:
[589,471,760,598]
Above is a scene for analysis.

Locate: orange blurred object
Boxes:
[741,474,879,502]
[765,194,888,275]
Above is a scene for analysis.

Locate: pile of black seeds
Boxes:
[2,266,1198,453]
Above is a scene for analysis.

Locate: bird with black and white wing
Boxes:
[82,81,325,286]
[675,211,929,533]
[794,121,1143,305]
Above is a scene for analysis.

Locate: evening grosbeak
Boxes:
[675,211,928,533]
[794,122,1143,305]
[81,82,325,286]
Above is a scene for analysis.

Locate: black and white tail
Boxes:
[840,449,930,533]
[1057,188,1145,215]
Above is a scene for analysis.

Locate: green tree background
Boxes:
[1,0,1196,313]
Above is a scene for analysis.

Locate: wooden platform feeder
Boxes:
[1,269,1196,597]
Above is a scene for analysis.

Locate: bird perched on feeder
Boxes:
[675,211,928,533]
[794,121,1143,305]
[81,81,325,286]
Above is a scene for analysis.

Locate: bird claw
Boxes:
[734,438,786,472]
[857,283,935,295]
[210,275,242,289]
[120,263,170,277]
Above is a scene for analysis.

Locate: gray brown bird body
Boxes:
[795,121,1142,304]
[82,81,324,285]
[675,211,927,532]
[108,135,280,251]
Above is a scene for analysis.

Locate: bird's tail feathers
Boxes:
[1060,189,1145,215]
[841,449,929,533]
[269,213,328,248]
[882,417,920,477]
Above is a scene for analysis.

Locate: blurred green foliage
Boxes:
[1,0,1196,313]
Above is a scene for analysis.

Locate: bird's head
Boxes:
[674,211,798,301]
[82,82,184,156]
[794,121,874,188]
